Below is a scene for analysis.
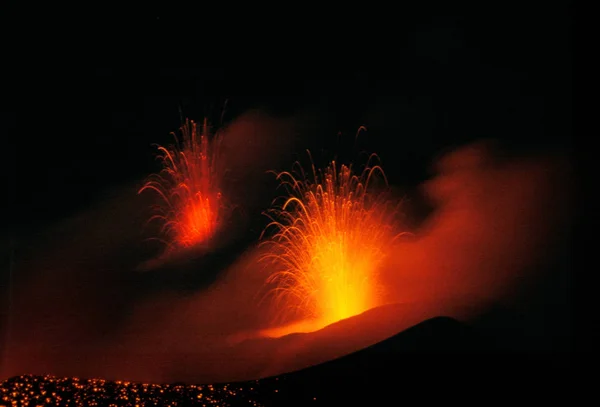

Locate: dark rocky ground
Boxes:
[1,315,569,406]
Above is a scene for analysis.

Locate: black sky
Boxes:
[4,3,571,233]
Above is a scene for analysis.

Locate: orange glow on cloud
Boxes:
[0,106,572,385]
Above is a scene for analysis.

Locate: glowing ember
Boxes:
[139,118,224,253]
[0,375,264,406]
[260,151,406,332]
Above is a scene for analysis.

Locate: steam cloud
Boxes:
[1,112,572,384]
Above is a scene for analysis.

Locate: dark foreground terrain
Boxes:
[1,316,569,406]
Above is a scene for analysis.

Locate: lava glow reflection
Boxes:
[138,118,223,252]
[260,152,405,334]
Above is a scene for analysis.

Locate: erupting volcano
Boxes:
[260,151,407,335]
[138,118,224,255]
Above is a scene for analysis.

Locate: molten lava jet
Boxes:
[259,151,407,335]
[138,118,225,255]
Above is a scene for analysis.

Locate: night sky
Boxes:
[5,3,571,235]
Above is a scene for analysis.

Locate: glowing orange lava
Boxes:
[260,152,406,333]
[139,118,223,252]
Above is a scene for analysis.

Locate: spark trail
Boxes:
[260,151,406,333]
[139,118,224,254]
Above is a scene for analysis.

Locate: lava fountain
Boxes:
[259,151,407,336]
[138,118,224,255]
